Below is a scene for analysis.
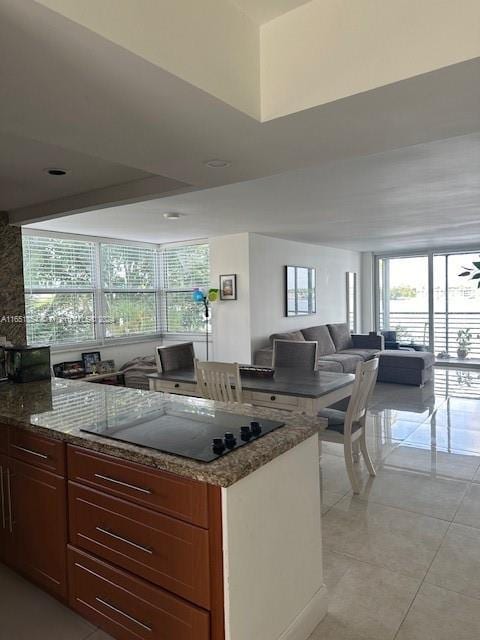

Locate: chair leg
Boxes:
[352,440,360,463]
[344,441,361,494]
[359,432,376,477]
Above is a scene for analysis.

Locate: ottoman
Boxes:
[377,350,435,386]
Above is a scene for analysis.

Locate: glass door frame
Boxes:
[374,245,480,354]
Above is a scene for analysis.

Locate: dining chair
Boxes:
[195,359,243,403]
[156,342,195,372]
[272,339,318,372]
[317,358,379,494]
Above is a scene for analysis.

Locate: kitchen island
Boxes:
[0,378,328,640]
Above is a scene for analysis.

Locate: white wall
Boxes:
[209,232,362,363]
[222,435,326,640]
[209,233,252,363]
[249,234,361,355]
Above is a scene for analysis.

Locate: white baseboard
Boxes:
[277,584,328,640]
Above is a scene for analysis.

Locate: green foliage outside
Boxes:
[390,285,417,300]
[23,236,210,344]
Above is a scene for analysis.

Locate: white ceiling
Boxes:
[3,0,480,226]
[231,0,312,25]
[30,133,480,252]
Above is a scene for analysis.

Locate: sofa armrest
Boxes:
[254,348,273,367]
[351,334,385,350]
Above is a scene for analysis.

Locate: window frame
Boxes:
[22,229,210,351]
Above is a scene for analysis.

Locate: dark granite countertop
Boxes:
[0,378,326,487]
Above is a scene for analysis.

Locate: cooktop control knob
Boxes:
[250,421,262,436]
[212,437,225,452]
[224,432,237,448]
[240,425,252,440]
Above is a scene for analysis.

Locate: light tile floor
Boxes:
[2,369,480,640]
[312,369,480,640]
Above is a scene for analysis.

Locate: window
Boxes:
[162,244,210,333]
[101,243,157,338]
[23,235,96,345]
[22,232,210,347]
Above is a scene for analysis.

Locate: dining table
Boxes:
[147,367,355,416]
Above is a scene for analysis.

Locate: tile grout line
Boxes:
[392,459,475,639]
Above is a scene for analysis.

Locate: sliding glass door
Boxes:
[376,250,480,356]
[377,255,431,348]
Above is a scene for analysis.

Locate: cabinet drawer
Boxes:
[68,547,209,640]
[248,391,300,408]
[0,426,7,454]
[9,430,65,476]
[155,380,198,396]
[69,483,210,608]
[67,446,208,528]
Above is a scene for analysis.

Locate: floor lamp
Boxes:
[192,287,218,361]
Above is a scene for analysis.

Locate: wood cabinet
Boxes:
[67,446,208,527]
[0,453,13,564]
[11,459,67,599]
[68,546,210,640]
[0,432,224,640]
[68,482,211,608]
[0,428,67,600]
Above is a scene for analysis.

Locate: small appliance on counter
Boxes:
[5,345,51,383]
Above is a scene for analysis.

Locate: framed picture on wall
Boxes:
[220,274,237,300]
[285,265,316,316]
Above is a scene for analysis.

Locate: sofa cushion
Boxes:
[338,348,379,361]
[316,359,343,373]
[378,351,434,370]
[320,353,363,373]
[301,325,336,356]
[327,323,353,351]
[269,330,305,346]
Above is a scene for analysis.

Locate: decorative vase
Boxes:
[457,347,468,359]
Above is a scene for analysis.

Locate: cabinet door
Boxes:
[10,459,67,600]
[0,454,12,564]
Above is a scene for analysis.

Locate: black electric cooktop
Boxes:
[81,401,284,463]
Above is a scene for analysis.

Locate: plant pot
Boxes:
[457,348,468,359]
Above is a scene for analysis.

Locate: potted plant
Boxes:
[457,328,472,359]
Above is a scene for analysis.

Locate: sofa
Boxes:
[254,323,384,373]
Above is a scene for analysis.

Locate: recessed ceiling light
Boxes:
[44,168,70,176]
[163,212,182,220]
[204,159,231,168]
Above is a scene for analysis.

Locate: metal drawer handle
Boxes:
[0,465,5,530]
[96,526,153,554]
[93,473,152,495]
[174,383,180,388]
[270,395,276,401]
[6,468,13,533]
[95,597,153,632]
[12,444,49,460]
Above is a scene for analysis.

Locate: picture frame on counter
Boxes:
[81,351,101,374]
[219,274,237,300]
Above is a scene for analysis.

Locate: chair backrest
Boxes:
[195,359,243,403]
[344,358,379,435]
[156,342,195,372]
[273,339,318,372]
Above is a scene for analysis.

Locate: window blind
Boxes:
[23,235,95,291]
[161,244,210,334]
[102,243,156,290]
